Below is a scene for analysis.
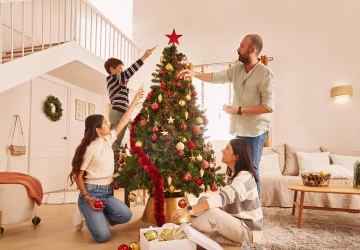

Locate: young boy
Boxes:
[104,49,153,169]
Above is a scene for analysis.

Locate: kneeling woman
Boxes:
[171,139,263,243]
[68,89,144,243]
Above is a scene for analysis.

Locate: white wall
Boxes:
[133,0,360,168]
[0,81,31,173]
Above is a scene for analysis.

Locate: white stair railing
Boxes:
[0,0,138,67]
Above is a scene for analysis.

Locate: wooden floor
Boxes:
[0,189,239,250]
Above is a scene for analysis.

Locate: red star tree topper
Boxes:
[166,29,182,45]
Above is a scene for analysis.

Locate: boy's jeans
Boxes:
[236,132,268,198]
[109,109,128,167]
[78,183,132,243]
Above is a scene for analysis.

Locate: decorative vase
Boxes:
[354,161,360,189]
[141,197,192,224]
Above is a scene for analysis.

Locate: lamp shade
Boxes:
[331,85,353,99]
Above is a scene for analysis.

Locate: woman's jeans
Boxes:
[236,132,268,198]
[78,183,132,243]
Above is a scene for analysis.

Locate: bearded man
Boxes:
[179,34,275,197]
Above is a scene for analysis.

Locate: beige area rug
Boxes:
[42,191,79,204]
[207,207,360,250]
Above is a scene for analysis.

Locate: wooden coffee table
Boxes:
[286,182,360,228]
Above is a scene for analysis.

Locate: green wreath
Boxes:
[43,95,63,121]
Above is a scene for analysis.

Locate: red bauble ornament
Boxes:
[140,119,147,126]
[184,67,188,70]
[190,84,194,89]
[152,135,158,141]
[118,158,124,164]
[203,118,209,125]
[94,200,104,208]
[178,199,187,208]
[160,82,167,89]
[152,126,159,133]
[188,141,195,150]
[202,160,209,169]
[176,73,180,80]
[118,245,129,250]
[193,126,200,134]
[178,151,185,157]
[183,173,192,182]
[151,103,159,110]
[114,184,119,190]
[176,83,181,88]
[192,91,197,96]
[180,122,187,131]
[210,172,215,176]
[194,178,203,186]
[166,29,183,45]
[148,92,153,98]
[210,184,218,192]
[159,70,164,75]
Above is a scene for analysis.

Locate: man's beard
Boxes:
[238,50,250,65]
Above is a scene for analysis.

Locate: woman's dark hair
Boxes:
[68,114,104,186]
[226,138,259,183]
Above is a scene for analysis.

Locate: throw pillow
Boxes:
[259,153,282,176]
[301,164,352,178]
[284,144,321,176]
[320,147,360,163]
[329,154,360,174]
[262,144,285,174]
[296,152,330,175]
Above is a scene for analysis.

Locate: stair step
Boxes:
[3,42,66,54]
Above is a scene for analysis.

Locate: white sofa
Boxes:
[259,144,360,209]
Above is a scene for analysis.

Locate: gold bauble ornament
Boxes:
[181,137,187,143]
[161,229,172,237]
[158,93,163,103]
[185,111,189,120]
[160,56,164,63]
[185,94,191,101]
[128,193,136,202]
[196,154,203,162]
[179,100,186,107]
[168,184,176,193]
[176,142,185,151]
[196,117,203,125]
[135,141,143,148]
[129,242,140,250]
[145,230,158,241]
[199,168,204,177]
[319,171,327,177]
[165,64,173,72]
[158,237,165,242]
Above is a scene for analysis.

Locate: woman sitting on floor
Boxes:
[171,138,263,243]
[68,88,144,243]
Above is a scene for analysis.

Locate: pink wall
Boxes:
[133,0,360,152]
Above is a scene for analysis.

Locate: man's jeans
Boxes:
[236,132,267,198]
[109,109,127,167]
[78,184,132,243]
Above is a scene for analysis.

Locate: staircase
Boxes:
[0,0,139,92]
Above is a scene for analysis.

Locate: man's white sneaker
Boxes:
[72,206,85,231]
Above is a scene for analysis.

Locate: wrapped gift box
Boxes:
[140,223,223,250]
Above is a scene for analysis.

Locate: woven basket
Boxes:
[300,172,331,187]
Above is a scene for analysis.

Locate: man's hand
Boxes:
[171,208,190,222]
[132,87,145,104]
[141,49,153,62]
[223,105,239,115]
[84,196,103,211]
[179,69,197,79]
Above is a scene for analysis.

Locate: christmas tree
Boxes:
[113,34,226,226]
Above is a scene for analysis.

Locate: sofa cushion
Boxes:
[259,153,282,176]
[262,144,285,174]
[296,152,330,175]
[321,147,360,163]
[284,144,321,176]
[329,154,360,174]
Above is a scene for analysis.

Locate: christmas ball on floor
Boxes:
[129,242,140,250]
[32,216,41,225]
[118,244,129,250]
